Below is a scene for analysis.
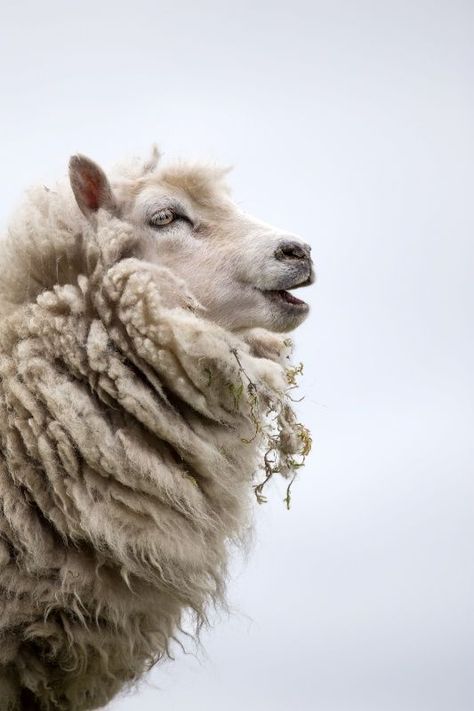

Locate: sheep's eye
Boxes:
[149,208,175,227]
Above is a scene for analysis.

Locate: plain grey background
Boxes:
[1,1,473,710]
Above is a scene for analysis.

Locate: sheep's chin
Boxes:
[253,286,309,333]
[193,282,310,333]
[233,288,309,333]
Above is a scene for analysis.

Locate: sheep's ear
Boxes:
[69,154,116,217]
[142,144,161,174]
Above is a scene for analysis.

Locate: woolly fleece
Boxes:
[0,163,308,710]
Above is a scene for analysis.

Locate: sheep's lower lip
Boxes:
[264,289,309,309]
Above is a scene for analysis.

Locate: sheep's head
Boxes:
[69,150,315,333]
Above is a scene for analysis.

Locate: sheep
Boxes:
[0,147,314,710]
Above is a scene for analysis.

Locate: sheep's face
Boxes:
[69,154,315,333]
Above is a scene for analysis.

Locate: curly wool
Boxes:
[0,181,305,710]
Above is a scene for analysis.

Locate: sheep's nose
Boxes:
[274,240,311,261]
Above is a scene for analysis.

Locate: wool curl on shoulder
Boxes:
[0,149,312,711]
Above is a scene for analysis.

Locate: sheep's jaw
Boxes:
[258,272,313,313]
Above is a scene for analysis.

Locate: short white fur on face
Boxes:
[69,153,315,333]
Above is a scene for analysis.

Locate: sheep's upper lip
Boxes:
[288,274,313,289]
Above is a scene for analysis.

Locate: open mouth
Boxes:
[265,289,308,308]
[261,273,313,310]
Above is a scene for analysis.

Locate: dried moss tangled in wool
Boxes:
[226,347,312,508]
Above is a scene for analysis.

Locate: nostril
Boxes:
[275,240,310,261]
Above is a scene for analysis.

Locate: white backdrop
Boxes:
[1,1,473,710]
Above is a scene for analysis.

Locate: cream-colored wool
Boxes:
[0,150,313,710]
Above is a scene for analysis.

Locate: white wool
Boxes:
[0,155,311,710]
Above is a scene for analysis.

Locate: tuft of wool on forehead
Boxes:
[0,148,311,711]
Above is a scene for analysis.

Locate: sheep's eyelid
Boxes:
[150,208,174,226]
[148,214,194,231]
[146,200,193,226]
